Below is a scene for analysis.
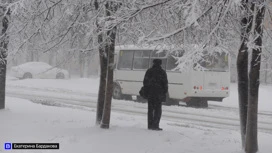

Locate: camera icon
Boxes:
[4,143,12,150]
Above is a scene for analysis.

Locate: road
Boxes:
[6,84,272,134]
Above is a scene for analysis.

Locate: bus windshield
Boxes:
[194,52,229,72]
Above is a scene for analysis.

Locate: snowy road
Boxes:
[6,84,272,134]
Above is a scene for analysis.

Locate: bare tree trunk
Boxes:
[0,7,9,109]
[245,2,265,153]
[35,51,39,61]
[84,54,89,77]
[100,2,118,129]
[30,49,34,61]
[0,60,6,110]
[100,29,116,129]
[237,0,252,147]
[86,52,91,77]
[96,40,107,125]
[264,62,268,84]
[95,0,107,125]
[48,52,54,65]
[79,51,84,78]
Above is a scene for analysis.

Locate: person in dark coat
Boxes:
[143,59,168,131]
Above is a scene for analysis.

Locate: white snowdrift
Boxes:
[0,97,271,153]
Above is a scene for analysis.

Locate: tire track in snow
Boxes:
[7,85,97,97]
[7,85,272,122]
[6,90,272,134]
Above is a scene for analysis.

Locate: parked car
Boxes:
[10,62,70,79]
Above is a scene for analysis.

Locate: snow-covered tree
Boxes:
[237,0,266,153]
[0,0,10,109]
[0,2,269,153]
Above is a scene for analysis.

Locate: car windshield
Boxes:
[194,52,229,72]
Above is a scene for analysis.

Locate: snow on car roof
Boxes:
[19,62,50,66]
[18,62,51,68]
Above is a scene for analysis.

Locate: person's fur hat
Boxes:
[153,59,162,66]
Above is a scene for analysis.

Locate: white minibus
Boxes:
[113,45,230,107]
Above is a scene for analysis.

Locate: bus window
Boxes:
[134,58,150,70]
[150,50,167,58]
[117,50,134,70]
[149,50,167,69]
[166,50,184,71]
[166,56,178,71]
[149,58,167,69]
[134,50,150,58]
[195,52,229,72]
[133,51,150,70]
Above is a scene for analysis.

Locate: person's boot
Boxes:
[152,127,163,131]
[148,123,153,130]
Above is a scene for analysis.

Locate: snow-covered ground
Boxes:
[6,76,272,112]
[1,97,271,153]
[1,76,272,153]
[6,76,100,95]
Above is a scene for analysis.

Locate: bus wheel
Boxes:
[187,98,208,108]
[164,98,179,106]
[199,99,208,108]
[164,93,179,106]
[113,84,122,99]
[113,84,132,100]
[123,95,133,101]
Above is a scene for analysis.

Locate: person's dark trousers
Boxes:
[147,99,154,129]
[147,96,162,129]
